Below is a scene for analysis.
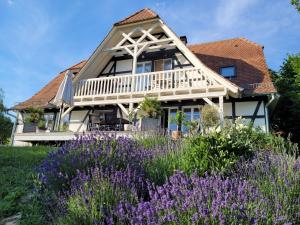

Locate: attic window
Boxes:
[220,66,236,78]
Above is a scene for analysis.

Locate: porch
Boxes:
[13,130,138,143]
[73,67,227,106]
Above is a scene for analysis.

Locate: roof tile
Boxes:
[188,38,276,95]
[115,8,158,26]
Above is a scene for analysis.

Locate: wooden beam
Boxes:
[117,103,129,116]
[61,106,74,119]
[219,96,224,126]
[203,97,216,106]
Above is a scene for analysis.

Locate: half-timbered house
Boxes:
[11,8,277,145]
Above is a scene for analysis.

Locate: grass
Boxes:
[0,146,52,224]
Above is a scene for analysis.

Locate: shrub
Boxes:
[138,97,161,119]
[36,134,152,194]
[233,151,300,224]
[56,167,142,225]
[117,171,272,225]
[201,105,220,130]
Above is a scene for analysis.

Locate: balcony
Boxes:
[73,67,226,106]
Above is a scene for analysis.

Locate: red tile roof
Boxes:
[13,60,86,110]
[114,8,159,26]
[188,38,276,95]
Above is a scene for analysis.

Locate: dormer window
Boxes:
[220,66,236,78]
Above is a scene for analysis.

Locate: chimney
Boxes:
[180,36,188,45]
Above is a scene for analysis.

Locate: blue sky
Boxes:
[0,0,299,108]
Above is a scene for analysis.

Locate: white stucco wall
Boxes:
[69,110,89,132]
[15,112,24,133]
[235,101,264,117]
[116,59,132,72]
[234,101,267,132]
[223,103,232,117]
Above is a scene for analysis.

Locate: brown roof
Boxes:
[188,38,276,95]
[13,60,86,110]
[114,8,159,26]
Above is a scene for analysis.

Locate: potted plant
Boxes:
[171,111,185,139]
[201,105,220,134]
[124,109,135,131]
[184,119,200,136]
[23,107,46,133]
[138,97,162,131]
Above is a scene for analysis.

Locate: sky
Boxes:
[0,0,299,108]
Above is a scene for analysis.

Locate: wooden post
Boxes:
[219,96,224,126]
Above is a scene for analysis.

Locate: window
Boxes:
[182,107,200,133]
[44,113,55,131]
[168,108,178,131]
[136,61,152,74]
[220,66,236,78]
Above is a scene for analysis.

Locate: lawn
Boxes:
[0,146,52,224]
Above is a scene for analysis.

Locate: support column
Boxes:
[219,96,224,126]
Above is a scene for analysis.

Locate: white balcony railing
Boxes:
[74,67,225,104]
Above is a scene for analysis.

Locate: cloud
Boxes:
[215,0,258,28]
[7,0,13,5]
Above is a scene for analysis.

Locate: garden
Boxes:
[2,119,298,225]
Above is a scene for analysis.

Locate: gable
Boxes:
[75,9,240,97]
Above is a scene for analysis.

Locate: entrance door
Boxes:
[136,61,152,91]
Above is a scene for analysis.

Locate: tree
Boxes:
[271,54,300,144]
[291,0,300,12]
[0,88,13,144]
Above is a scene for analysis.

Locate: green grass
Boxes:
[0,146,52,224]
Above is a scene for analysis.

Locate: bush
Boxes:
[201,105,220,130]
[138,97,161,119]
[233,151,300,224]
[35,126,299,224]
[56,167,142,224]
[118,171,270,225]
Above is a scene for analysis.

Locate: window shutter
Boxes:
[154,59,164,72]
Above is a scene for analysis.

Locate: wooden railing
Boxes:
[74,68,223,99]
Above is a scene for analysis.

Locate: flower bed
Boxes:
[35,127,300,224]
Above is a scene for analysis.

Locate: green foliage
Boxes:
[25,107,45,124]
[144,120,299,184]
[0,115,13,145]
[138,97,161,118]
[291,0,300,12]
[0,89,13,144]
[271,53,300,145]
[56,178,137,225]
[201,104,220,130]
[170,110,185,127]
[183,119,199,135]
[0,146,52,223]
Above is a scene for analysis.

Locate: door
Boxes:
[136,61,152,92]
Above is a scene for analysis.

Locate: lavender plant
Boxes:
[233,151,300,224]
[117,171,272,225]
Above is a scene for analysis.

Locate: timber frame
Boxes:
[68,18,241,124]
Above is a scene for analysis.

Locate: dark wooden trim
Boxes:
[251,100,262,123]
[97,48,193,78]
[225,115,265,119]
[101,70,132,76]
[173,63,193,68]
[232,101,236,122]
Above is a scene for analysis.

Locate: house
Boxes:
[11,8,277,146]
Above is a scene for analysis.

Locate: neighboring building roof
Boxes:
[114,8,159,26]
[188,38,276,95]
[13,60,86,110]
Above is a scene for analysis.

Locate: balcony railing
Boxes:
[73,67,225,104]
